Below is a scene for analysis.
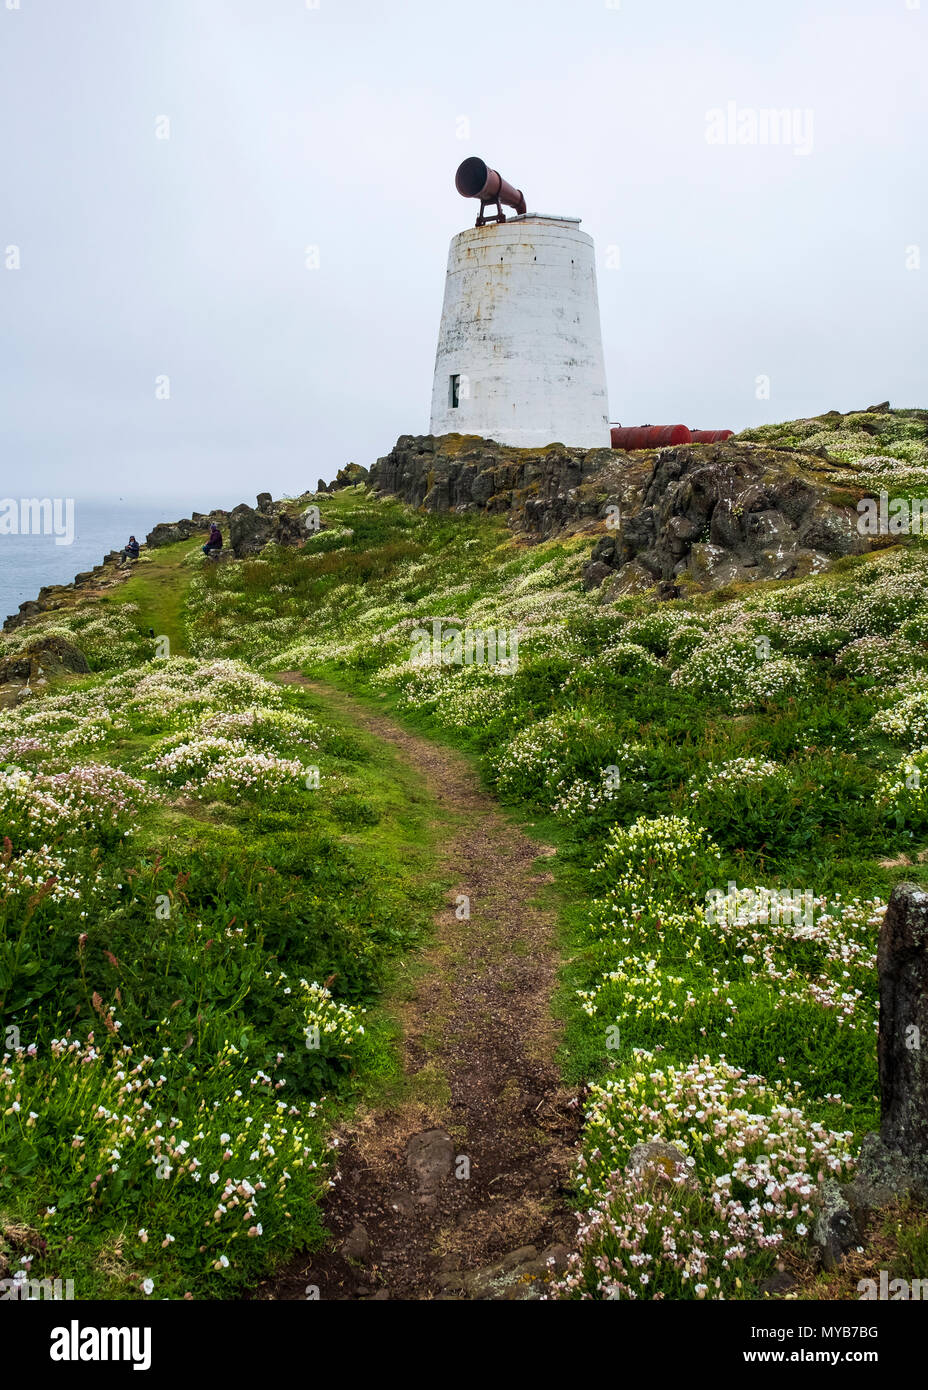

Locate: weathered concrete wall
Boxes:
[429,216,610,450]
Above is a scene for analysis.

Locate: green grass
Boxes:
[0,587,448,1297]
[4,435,928,1301]
[109,539,202,657]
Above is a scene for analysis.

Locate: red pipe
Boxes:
[610,425,734,451]
[690,429,734,443]
[611,424,691,450]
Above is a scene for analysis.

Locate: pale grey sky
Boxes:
[2,0,925,504]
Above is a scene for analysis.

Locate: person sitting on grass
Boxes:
[202,521,223,557]
[119,535,140,563]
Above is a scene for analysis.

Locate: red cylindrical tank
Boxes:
[690,429,734,443]
[610,424,691,450]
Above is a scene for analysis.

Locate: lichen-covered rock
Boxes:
[228,502,323,556]
[229,504,275,556]
[811,1178,860,1270]
[330,462,370,491]
[0,633,90,689]
[877,883,928,1156]
[146,510,229,550]
[146,519,201,548]
[845,1132,928,1213]
[368,433,650,540]
[844,884,928,1213]
[625,1140,688,1182]
[367,431,877,597]
[582,560,613,591]
[591,440,869,595]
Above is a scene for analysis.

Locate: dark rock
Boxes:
[339,1222,370,1262]
[461,1246,545,1300]
[601,559,656,600]
[362,429,878,594]
[229,505,275,557]
[146,519,200,548]
[0,634,90,688]
[367,432,643,540]
[867,401,891,414]
[845,1132,928,1213]
[812,1178,860,1271]
[386,1190,416,1218]
[591,535,617,565]
[759,1268,796,1295]
[256,492,273,512]
[405,1129,454,1192]
[877,884,928,1156]
[582,560,614,591]
[843,884,928,1216]
[657,581,681,601]
[797,504,858,556]
[221,498,326,557]
[146,510,228,550]
[583,440,870,593]
[330,462,370,491]
[274,512,308,546]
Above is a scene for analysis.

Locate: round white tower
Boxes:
[429,213,611,450]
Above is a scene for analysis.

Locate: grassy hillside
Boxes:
[3,414,928,1299]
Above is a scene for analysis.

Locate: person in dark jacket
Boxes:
[119,535,140,562]
[202,522,223,556]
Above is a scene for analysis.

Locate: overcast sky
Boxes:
[1,0,925,506]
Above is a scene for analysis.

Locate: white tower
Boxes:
[429,160,610,450]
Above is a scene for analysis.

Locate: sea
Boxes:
[0,496,241,627]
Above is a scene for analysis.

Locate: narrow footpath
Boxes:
[258,675,581,1301]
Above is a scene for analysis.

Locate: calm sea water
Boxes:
[0,497,230,625]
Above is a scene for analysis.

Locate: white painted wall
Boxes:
[429,214,610,450]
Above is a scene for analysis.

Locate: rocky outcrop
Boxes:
[368,433,651,539]
[227,500,323,557]
[328,463,370,492]
[366,433,876,593]
[146,508,229,550]
[0,634,89,685]
[0,634,90,707]
[3,550,135,631]
[585,440,871,596]
[228,503,274,556]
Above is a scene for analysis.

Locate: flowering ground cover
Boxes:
[0,636,441,1297]
[177,470,928,1297]
[5,417,928,1300]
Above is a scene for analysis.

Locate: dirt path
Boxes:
[258,675,581,1301]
